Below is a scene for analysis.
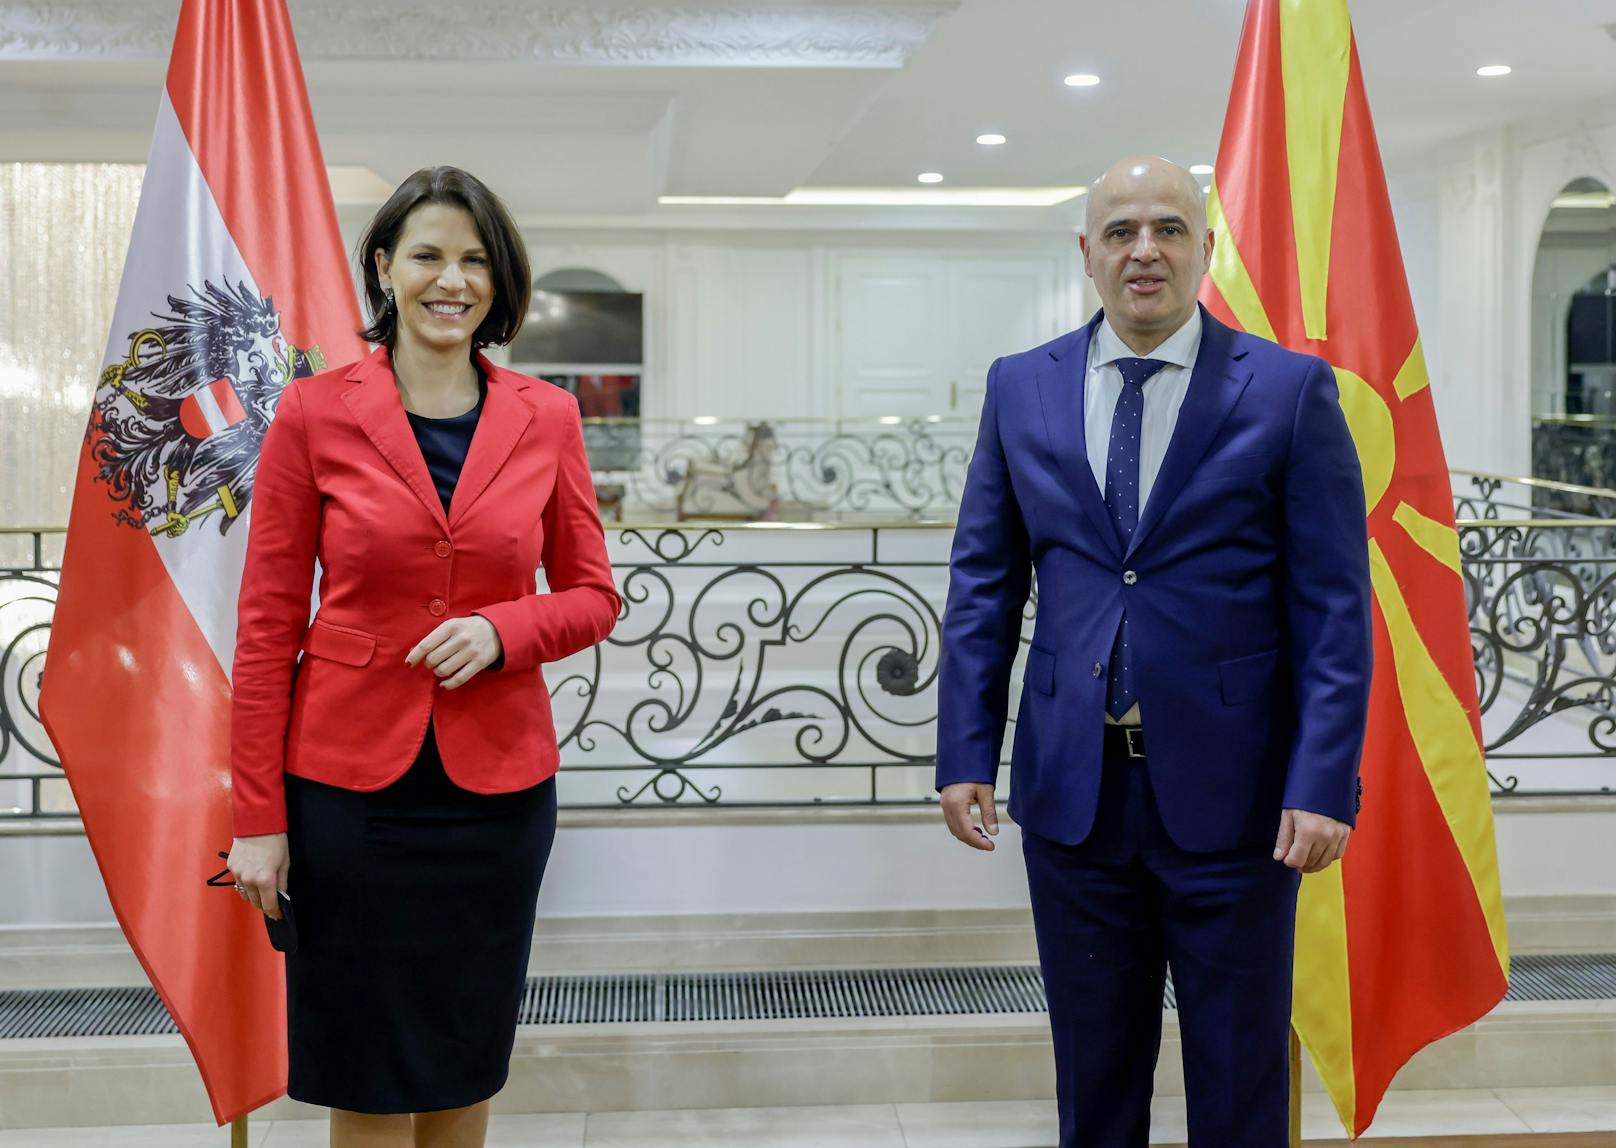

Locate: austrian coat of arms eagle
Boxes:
[91,279,326,538]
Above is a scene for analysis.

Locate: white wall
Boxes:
[634,229,1082,422]
[1387,168,1444,424]
[3,801,1612,926]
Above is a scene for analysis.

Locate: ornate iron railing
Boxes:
[542,525,955,808]
[1452,475,1616,794]
[3,471,1615,818]
[0,528,59,819]
[583,416,975,522]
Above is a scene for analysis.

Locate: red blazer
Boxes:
[230,347,620,837]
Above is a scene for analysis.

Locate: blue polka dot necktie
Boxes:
[1104,357,1171,719]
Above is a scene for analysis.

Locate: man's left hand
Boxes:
[1273,808,1351,874]
[406,615,503,690]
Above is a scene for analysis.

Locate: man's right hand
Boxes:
[940,782,1000,851]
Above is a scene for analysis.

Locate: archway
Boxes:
[1529,177,1616,491]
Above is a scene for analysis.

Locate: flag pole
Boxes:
[231,1116,248,1148]
[1289,1027,1302,1147]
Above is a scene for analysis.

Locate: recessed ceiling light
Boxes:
[1476,64,1512,77]
[977,133,1007,146]
[1189,164,1214,175]
[917,172,944,184]
[1064,73,1101,87]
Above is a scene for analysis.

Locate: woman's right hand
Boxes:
[227,833,290,920]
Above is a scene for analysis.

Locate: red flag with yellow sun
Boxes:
[1200,0,1510,1136]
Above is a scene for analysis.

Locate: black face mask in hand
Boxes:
[206,851,299,954]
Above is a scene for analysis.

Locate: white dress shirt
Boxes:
[1083,308,1203,509]
[1083,308,1203,725]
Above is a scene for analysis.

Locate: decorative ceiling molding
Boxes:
[0,1,958,67]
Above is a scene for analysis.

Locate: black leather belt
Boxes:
[1104,724,1147,759]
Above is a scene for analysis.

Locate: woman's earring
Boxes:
[382,288,395,312]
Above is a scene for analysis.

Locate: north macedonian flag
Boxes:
[38,0,363,1124]
[1200,0,1510,1136]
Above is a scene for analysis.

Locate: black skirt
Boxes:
[283,722,557,1114]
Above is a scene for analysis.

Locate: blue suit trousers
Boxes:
[1022,745,1301,1148]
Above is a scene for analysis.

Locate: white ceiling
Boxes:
[3,0,1616,223]
[809,0,1616,188]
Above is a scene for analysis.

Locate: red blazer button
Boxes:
[428,598,447,616]
[434,540,452,558]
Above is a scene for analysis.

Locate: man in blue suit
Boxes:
[937,156,1373,1147]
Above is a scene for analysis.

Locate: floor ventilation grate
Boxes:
[0,985,178,1039]
[2,953,1611,1039]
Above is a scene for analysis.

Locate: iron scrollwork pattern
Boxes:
[586,417,973,521]
[1462,539,1616,794]
[0,533,61,817]
[544,526,943,806]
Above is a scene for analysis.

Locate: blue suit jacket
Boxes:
[937,306,1373,852]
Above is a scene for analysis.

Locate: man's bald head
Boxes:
[1078,155,1215,354]
[1084,156,1207,237]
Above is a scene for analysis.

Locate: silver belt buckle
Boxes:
[1124,727,1146,759]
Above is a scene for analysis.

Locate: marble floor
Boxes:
[2,1088,1615,1146]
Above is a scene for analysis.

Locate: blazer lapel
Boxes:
[448,358,533,528]
[1127,307,1253,559]
[1035,314,1120,557]
[340,347,450,534]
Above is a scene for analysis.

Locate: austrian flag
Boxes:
[39,0,363,1124]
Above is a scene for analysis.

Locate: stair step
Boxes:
[2,997,1614,1129]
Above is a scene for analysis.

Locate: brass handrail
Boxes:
[1453,518,1616,529]
[1451,467,1616,501]
[8,517,1616,535]
[7,476,1616,536]
[1533,414,1616,427]
[577,415,977,427]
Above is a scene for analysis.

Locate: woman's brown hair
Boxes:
[356,166,531,351]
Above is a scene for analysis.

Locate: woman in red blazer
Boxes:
[227,166,619,1148]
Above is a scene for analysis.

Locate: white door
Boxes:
[835,256,951,418]
[947,257,1059,416]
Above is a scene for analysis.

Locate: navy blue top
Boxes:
[405,379,486,513]
[404,378,502,669]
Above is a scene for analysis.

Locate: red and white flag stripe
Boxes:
[107,89,266,669]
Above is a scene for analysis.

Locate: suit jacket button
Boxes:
[1122,570,1138,585]
[1092,663,1104,678]
[428,598,447,616]
[434,540,452,558]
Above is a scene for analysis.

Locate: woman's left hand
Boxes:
[406,615,504,689]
